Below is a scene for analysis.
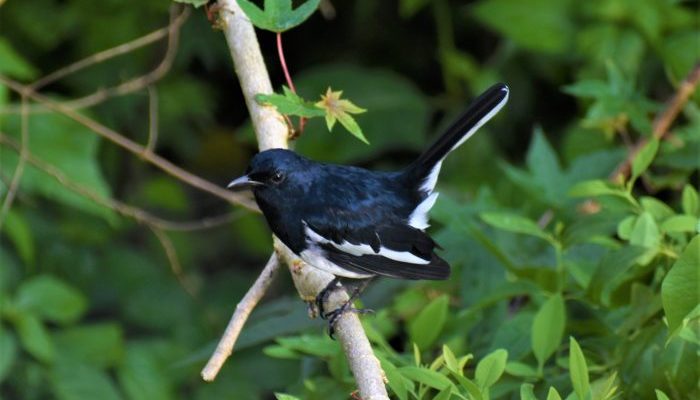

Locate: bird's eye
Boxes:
[270,171,285,184]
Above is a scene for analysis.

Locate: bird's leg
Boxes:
[315,277,342,320]
[326,278,374,338]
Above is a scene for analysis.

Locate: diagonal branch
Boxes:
[202,1,389,398]
[610,62,700,182]
[0,75,259,212]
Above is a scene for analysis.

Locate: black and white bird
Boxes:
[228,83,509,327]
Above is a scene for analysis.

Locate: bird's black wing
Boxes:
[303,221,450,280]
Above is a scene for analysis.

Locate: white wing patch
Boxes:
[299,248,374,279]
[304,223,430,265]
[409,192,439,229]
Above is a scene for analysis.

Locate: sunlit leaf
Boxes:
[315,87,368,144]
[631,138,659,183]
[475,348,508,390]
[662,235,700,334]
[532,294,565,371]
[569,337,590,400]
[256,86,325,118]
[408,295,449,350]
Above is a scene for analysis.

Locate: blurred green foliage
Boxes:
[1,0,698,399]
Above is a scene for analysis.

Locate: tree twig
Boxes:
[29,7,189,90]
[609,62,700,182]
[0,95,29,232]
[0,76,260,212]
[201,254,280,381]
[204,1,389,398]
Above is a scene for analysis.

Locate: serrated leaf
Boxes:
[532,294,565,371]
[631,138,659,183]
[315,87,369,144]
[475,348,508,390]
[661,235,700,334]
[408,295,449,350]
[255,87,325,118]
[569,337,590,400]
[236,0,320,32]
[481,212,551,242]
[16,275,87,324]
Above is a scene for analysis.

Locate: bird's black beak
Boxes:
[227,175,263,191]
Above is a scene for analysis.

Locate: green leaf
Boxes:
[505,361,538,378]
[117,343,174,400]
[0,37,39,79]
[399,366,453,390]
[315,87,369,144]
[661,235,700,334]
[2,209,35,267]
[408,295,449,350]
[661,215,699,233]
[617,215,636,240]
[569,180,627,199]
[236,0,320,32]
[53,323,124,368]
[569,337,590,400]
[172,0,208,7]
[682,184,699,216]
[630,138,659,183]
[16,275,87,324]
[293,65,429,162]
[520,383,537,400]
[475,348,508,390]
[0,327,18,382]
[399,0,431,18]
[379,356,409,400]
[255,87,325,118]
[546,387,563,400]
[442,345,461,375]
[532,294,565,371]
[655,389,671,400]
[481,212,551,242]
[14,313,54,362]
[274,394,302,400]
[628,212,661,264]
[433,386,453,400]
[563,80,609,98]
[51,357,122,400]
[472,0,574,54]
[1,112,115,221]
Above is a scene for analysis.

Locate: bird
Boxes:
[228,83,509,332]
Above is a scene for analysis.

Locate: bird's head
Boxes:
[227,148,311,201]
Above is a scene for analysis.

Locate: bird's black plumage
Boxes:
[228,83,509,282]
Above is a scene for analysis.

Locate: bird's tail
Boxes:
[404,83,509,193]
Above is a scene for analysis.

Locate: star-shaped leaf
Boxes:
[237,0,320,32]
[315,87,369,144]
[256,86,325,117]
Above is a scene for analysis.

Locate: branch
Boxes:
[202,1,389,398]
[610,62,700,182]
[0,76,259,212]
[0,95,28,231]
[201,254,280,381]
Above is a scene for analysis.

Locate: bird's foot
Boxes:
[315,277,342,319]
[326,302,375,339]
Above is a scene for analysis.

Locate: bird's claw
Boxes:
[315,278,341,319]
[326,303,375,339]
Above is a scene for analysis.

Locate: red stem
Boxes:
[276,32,305,134]
[277,32,296,93]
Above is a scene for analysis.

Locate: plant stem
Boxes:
[276,32,306,135]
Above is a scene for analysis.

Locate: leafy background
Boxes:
[0,0,698,399]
